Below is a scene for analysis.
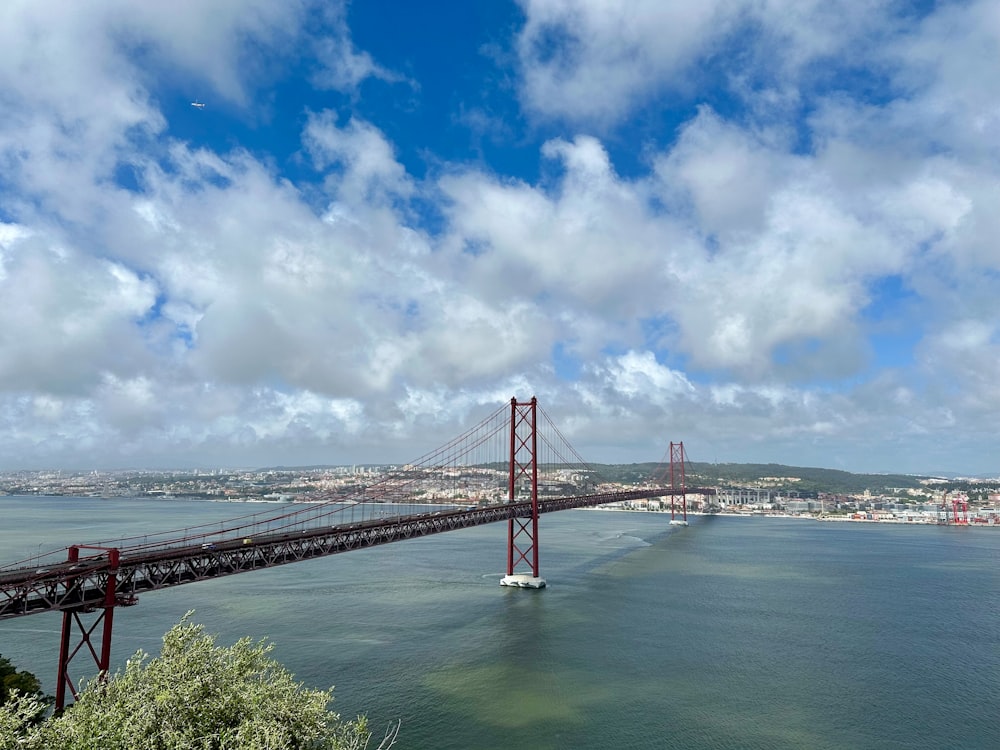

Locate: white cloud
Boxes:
[439,134,682,352]
[0,0,308,220]
[887,0,1000,156]
[601,351,695,403]
[513,0,899,126]
[652,107,805,237]
[515,0,736,124]
[0,232,158,395]
[309,2,403,92]
[303,112,414,205]
[0,0,998,475]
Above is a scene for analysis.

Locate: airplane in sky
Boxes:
[190,101,205,109]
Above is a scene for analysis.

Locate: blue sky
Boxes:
[1,0,999,475]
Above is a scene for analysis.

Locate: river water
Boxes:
[1,496,998,749]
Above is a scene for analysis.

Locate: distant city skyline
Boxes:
[1,2,999,475]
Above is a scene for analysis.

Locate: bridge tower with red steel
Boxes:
[500,397,546,589]
[668,441,689,526]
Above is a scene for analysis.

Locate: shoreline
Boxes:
[584,506,1000,527]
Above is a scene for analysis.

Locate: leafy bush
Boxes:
[0,614,397,750]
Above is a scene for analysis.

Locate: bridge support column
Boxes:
[668,442,689,527]
[501,397,546,589]
[55,546,129,710]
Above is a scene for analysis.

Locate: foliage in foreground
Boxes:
[0,655,48,734]
[0,615,397,750]
[0,654,46,708]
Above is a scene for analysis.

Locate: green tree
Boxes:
[0,656,49,747]
[0,655,44,707]
[0,615,398,750]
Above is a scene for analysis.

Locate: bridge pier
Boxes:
[54,545,135,710]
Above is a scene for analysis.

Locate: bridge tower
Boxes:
[500,397,546,589]
[54,545,136,710]
[669,441,688,526]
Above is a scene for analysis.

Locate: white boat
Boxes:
[500,573,546,589]
[669,519,689,526]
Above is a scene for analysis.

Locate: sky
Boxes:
[1,0,998,476]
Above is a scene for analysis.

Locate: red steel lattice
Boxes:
[506,397,540,578]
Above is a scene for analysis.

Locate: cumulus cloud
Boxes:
[0,0,998,474]
[514,0,736,124]
[309,2,403,92]
[0,229,158,394]
[304,112,414,204]
[513,0,899,127]
[439,134,682,352]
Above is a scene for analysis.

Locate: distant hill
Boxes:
[591,462,930,496]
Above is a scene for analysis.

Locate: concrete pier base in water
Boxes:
[500,573,546,589]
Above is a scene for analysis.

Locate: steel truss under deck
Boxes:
[0,488,706,621]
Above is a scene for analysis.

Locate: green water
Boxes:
[1,498,998,748]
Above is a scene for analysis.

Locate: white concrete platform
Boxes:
[500,573,547,589]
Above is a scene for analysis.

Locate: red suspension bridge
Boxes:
[0,398,710,709]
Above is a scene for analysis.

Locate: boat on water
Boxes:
[669,519,689,526]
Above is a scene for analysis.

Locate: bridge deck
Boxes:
[0,488,711,620]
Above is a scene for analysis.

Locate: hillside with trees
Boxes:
[591,462,929,496]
